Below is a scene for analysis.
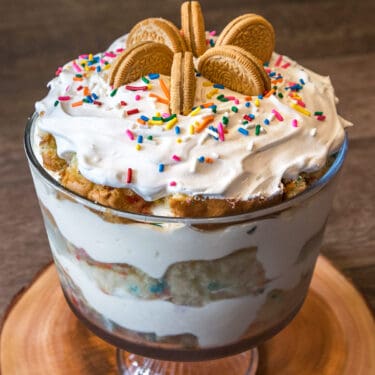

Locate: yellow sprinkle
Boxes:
[103,64,111,71]
[89,53,93,61]
[147,84,153,90]
[84,65,90,72]
[255,98,260,107]
[189,106,201,116]
[189,124,195,134]
[165,117,178,130]
[176,138,182,143]
[148,120,164,125]
[206,88,219,99]
[135,144,141,151]
[203,81,213,87]
[155,112,161,117]
[291,93,302,100]
[291,103,311,116]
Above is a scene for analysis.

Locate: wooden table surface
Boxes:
[0,0,374,320]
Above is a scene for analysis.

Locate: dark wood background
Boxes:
[1,0,374,320]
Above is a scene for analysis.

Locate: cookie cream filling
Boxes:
[35,34,351,203]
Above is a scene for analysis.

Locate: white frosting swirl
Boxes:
[35,34,351,202]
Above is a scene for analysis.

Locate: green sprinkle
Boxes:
[314,111,323,116]
[273,85,278,90]
[242,120,249,125]
[82,98,90,103]
[110,88,118,97]
[216,94,224,100]
[142,76,150,84]
[75,74,83,78]
[152,116,164,121]
[54,100,59,107]
[255,124,261,136]
[231,106,238,113]
[222,116,229,125]
[163,114,177,122]
[147,135,153,140]
[278,92,284,98]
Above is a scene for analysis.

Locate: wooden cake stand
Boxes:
[1,256,374,374]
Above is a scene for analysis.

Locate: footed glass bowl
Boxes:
[25,113,347,374]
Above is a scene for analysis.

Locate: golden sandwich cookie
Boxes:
[170,51,196,115]
[109,41,174,88]
[198,45,270,96]
[181,1,207,57]
[127,18,186,53]
[216,13,275,63]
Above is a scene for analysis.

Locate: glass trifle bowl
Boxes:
[25,112,348,374]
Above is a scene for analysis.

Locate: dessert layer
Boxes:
[34,34,350,205]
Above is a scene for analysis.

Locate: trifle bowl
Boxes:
[24,2,350,373]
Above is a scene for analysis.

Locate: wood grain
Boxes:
[0,0,374,320]
[1,258,374,374]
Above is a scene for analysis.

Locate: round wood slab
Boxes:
[1,256,374,374]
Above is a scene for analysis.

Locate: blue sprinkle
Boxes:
[195,72,201,77]
[137,135,143,144]
[129,285,139,294]
[85,95,93,103]
[245,102,251,108]
[264,119,270,125]
[149,281,165,294]
[175,126,180,135]
[158,164,165,172]
[249,114,255,119]
[96,66,101,73]
[213,83,224,89]
[209,39,215,47]
[269,71,276,77]
[141,115,149,122]
[258,94,263,99]
[148,73,160,80]
[263,61,269,67]
[92,93,98,100]
[299,78,305,85]
[238,127,249,136]
[198,156,205,163]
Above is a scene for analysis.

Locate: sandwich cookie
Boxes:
[127,18,186,53]
[216,14,275,63]
[170,52,196,115]
[198,45,271,96]
[181,1,207,57]
[109,41,174,88]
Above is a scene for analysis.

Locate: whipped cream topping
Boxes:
[35,34,351,202]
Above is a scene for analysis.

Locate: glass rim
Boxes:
[24,112,348,224]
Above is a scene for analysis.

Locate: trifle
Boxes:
[25,0,350,371]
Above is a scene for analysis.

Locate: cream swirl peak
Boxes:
[35,34,350,202]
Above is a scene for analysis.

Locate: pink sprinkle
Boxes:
[294,99,306,108]
[100,58,107,64]
[265,68,272,73]
[127,109,139,115]
[65,85,71,92]
[126,130,134,140]
[217,122,225,141]
[58,96,71,101]
[120,101,127,106]
[281,62,291,69]
[116,48,125,53]
[135,94,141,101]
[234,99,240,105]
[317,115,326,121]
[226,96,236,101]
[72,61,82,73]
[209,30,217,36]
[126,85,148,91]
[172,155,181,162]
[104,52,116,58]
[55,66,63,76]
[162,113,170,118]
[272,109,284,121]
[169,181,177,186]
[292,119,298,128]
[275,55,283,67]
[79,54,88,59]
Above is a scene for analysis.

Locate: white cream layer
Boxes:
[34,34,351,202]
